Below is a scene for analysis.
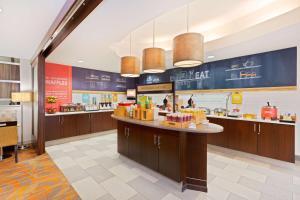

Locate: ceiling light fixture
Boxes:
[207,55,215,59]
[121,33,140,78]
[142,20,166,73]
[77,60,84,63]
[0,8,3,13]
[173,4,204,68]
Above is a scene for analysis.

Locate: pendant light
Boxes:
[143,20,166,73]
[173,5,204,67]
[121,33,140,77]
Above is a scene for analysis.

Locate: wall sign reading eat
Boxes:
[138,47,297,91]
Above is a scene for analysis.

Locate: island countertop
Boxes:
[111,115,223,134]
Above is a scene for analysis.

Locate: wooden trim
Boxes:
[0,61,20,66]
[36,53,46,155]
[176,86,297,94]
[43,0,103,57]
[72,90,126,94]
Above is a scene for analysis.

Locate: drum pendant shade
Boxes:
[173,32,204,67]
[120,33,140,77]
[121,56,140,77]
[142,47,165,73]
[173,4,204,68]
[142,20,166,73]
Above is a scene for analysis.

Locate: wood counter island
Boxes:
[111,115,223,192]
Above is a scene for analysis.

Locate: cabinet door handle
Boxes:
[157,136,161,149]
[58,116,61,123]
[254,123,256,133]
[153,135,157,145]
[124,127,127,137]
[127,128,130,137]
[61,116,64,124]
[258,124,261,134]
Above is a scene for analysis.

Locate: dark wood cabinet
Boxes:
[77,114,91,135]
[46,111,116,141]
[207,118,228,147]
[227,120,257,154]
[258,123,295,162]
[61,115,78,138]
[207,117,295,163]
[158,129,180,181]
[112,117,117,129]
[118,121,180,181]
[141,128,159,171]
[102,112,113,131]
[117,122,142,161]
[45,116,61,141]
[117,122,128,156]
[127,124,141,162]
[90,111,116,133]
[91,112,103,133]
[115,119,209,192]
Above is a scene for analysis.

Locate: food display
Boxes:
[60,103,84,112]
[180,108,207,124]
[280,113,296,123]
[161,113,193,128]
[160,108,208,128]
[46,96,57,114]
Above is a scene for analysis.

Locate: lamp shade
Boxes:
[143,47,165,73]
[173,32,204,67]
[11,92,32,102]
[121,56,140,77]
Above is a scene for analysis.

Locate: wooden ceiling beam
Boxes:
[42,0,103,58]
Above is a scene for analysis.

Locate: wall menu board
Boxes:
[138,47,297,91]
[45,63,73,109]
[72,66,136,92]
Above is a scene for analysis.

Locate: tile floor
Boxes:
[46,132,300,200]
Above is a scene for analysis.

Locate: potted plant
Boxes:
[46,96,57,114]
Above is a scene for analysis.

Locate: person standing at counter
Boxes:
[186,94,196,108]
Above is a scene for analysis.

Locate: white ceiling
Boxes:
[0,0,67,59]
[47,0,300,72]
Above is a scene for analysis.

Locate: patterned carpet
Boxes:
[0,150,79,200]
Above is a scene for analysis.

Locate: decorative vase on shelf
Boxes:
[46,96,57,114]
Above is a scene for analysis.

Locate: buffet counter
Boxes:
[45,109,114,116]
[112,115,223,193]
[206,115,295,163]
[207,115,295,126]
[45,110,116,141]
[112,115,223,134]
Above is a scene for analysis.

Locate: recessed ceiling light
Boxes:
[0,8,3,13]
[77,60,84,63]
[207,55,215,59]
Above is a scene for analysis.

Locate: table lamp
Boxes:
[11,92,32,149]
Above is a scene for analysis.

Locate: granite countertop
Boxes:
[45,109,114,116]
[111,115,223,134]
[206,115,295,126]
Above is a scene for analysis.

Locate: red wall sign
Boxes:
[45,63,72,110]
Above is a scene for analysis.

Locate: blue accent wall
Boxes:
[138,47,297,90]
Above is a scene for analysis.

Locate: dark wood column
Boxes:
[33,0,103,154]
[36,53,46,155]
[181,132,208,192]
